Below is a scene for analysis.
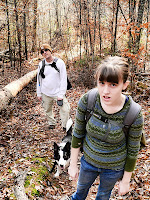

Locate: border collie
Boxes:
[51,118,73,177]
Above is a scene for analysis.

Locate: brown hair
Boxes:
[95,56,129,84]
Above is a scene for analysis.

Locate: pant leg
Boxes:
[42,94,56,126]
[96,168,124,200]
[59,96,70,128]
[72,156,99,200]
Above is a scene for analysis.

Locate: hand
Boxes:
[68,164,79,181]
[57,97,63,101]
[38,96,42,101]
[118,180,130,196]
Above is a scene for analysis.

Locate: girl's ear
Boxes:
[123,80,130,90]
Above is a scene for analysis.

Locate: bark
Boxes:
[0,69,37,112]
[32,0,37,52]
[98,0,102,56]
[6,0,13,68]
[14,170,29,200]
[14,0,22,70]
[23,2,28,60]
[113,0,119,53]
[135,0,146,53]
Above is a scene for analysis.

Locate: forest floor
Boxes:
[0,58,150,200]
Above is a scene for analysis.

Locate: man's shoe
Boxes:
[49,125,55,129]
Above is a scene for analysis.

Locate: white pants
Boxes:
[42,93,70,128]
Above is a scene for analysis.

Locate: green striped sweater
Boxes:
[72,92,144,172]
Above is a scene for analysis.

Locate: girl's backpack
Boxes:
[85,88,146,147]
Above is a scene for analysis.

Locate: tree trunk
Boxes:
[32,0,37,52]
[135,0,146,53]
[110,0,115,54]
[128,0,136,51]
[6,0,13,68]
[98,0,102,56]
[14,0,22,71]
[0,69,37,112]
[144,0,149,71]
[113,0,119,53]
[92,0,98,64]
[24,2,28,60]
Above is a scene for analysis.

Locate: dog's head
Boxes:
[54,141,71,169]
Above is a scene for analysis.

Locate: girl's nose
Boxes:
[103,85,110,93]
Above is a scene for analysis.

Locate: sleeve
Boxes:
[71,93,88,148]
[124,110,144,172]
[36,62,42,97]
[57,59,67,99]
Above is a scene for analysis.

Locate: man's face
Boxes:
[41,48,52,60]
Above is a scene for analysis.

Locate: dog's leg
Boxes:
[54,165,62,178]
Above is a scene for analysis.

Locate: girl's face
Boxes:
[97,80,129,106]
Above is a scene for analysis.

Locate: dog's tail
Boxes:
[66,118,73,135]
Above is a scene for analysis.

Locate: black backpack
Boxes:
[85,88,146,147]
[39,58,72,90]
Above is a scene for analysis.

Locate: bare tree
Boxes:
[113,0,120,53]
[6,0,13,67]
[23,0,28,60]
[14,0,22,71]
[32,0,37,52]
[98,0,102,56]
[135,0,146,53]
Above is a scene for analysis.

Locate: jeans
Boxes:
[72,156,124,200]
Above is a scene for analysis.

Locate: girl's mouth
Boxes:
[103,96,110,99]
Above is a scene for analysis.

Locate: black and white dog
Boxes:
[51,118,73,177]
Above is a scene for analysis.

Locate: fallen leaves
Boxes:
[0,61,150,200]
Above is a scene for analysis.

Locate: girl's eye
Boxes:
[111,83,117,87]
[99,81,104,85]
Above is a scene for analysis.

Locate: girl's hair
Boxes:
[95,56,129,84]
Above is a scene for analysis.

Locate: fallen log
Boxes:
[0,69,37,112]
[14,169,29,200]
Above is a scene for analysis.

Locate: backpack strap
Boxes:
[50,57,60,73]
[54,57,58,63]
[85,88,98,123]
[123,97,141,137]
[39,59,46,79]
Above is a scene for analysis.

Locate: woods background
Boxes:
[0,0,149,71]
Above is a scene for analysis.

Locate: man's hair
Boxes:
[40,44,52,52]
[95,56,129,84]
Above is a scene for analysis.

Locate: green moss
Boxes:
[24,174,33,188]
[31,188,40,196]
[31,157,46,163]
[31,164,48,182]
[10,193,17,199]
[8,168,12,173]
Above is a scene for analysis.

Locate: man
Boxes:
[37,44,70,130]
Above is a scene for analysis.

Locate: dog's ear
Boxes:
[54,142,59,160]
[64,141,71,150]
[67,126,72,136]
[54,142,59,151]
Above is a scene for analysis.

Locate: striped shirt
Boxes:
[72,92,144,172]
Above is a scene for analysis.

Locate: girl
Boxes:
[68,56,144,200]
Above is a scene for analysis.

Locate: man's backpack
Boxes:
[85,88,146,147]
[39,58,72,90]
